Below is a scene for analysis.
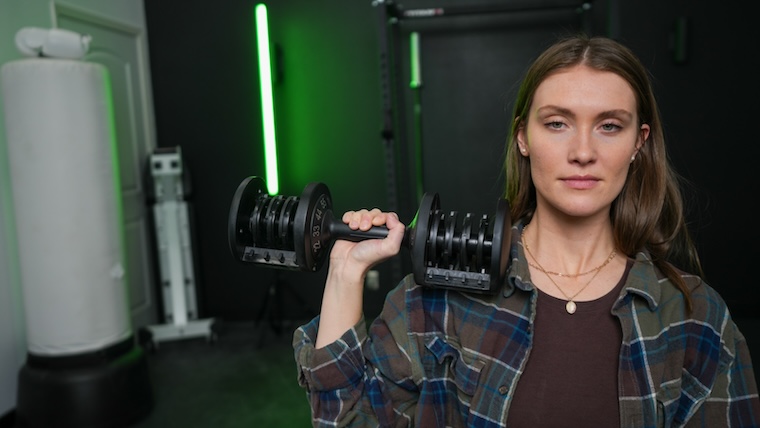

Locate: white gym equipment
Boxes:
[142,147,216,349]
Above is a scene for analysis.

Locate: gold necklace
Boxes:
[523,225,616,277]
[527,251,616,277]
[521,226,616,314]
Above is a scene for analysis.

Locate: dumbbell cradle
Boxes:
[228,176,511,294]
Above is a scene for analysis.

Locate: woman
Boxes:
[293,34,760,427]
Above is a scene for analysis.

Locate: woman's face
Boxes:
[517,64,649,220]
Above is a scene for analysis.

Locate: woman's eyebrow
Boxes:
[535,105,573,117]
[535,105,634,122]
[596,109,634,121]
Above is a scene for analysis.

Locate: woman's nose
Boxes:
[568,130,596,164]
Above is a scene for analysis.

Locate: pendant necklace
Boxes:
[521,225,616,314]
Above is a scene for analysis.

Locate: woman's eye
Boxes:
[547,121,564,130]
[601,123,622,132]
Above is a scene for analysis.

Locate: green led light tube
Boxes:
[256,3,279,195]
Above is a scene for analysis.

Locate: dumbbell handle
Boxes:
[330,222,391,242]
[307,208,412,253]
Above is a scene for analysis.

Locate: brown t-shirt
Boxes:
[507,261,631,427]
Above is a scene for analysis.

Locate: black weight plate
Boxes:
[228,176,268,261]
[476,215,487,273]
[265,195,284,248]
[411,193,439,286]
[249,192,266,248]
[443,211,457,268]
[293,182,332,272]
[429,211,443,267]
[278,196,298,250]
[489,199,511,291]
[459,213,472,271]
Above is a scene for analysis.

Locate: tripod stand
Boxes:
[252,270,315,348]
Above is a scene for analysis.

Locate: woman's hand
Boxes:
[330,208,405,278]
[315,208,405,348]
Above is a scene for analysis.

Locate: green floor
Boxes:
[131,320,312,428]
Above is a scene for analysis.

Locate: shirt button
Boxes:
[498,385,508,395]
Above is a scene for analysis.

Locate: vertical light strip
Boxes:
[409,32,421,89]
[409,32,424,203]
[256,3,279,195]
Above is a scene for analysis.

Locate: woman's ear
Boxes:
[516,120,528,156]
[638,123,650,151]
[631,123,649,163]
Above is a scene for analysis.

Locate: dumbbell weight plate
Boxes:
[228,176,269,261]
[459,213,472,272]
[491,198,510,290]
[410,193,439,287]
[292,182,333,272]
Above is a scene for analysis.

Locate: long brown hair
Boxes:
[504,34,703,312]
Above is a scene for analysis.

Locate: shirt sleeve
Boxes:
[686,316,760,427]
[292,279,420,427]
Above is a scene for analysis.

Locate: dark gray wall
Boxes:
[144,0,757,326]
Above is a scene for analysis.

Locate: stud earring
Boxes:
[630,154,636,163]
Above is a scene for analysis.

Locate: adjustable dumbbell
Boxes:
[228,176,511,294]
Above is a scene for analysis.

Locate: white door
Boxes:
[55,6,158,329]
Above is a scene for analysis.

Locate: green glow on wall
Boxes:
[256,3,279,195]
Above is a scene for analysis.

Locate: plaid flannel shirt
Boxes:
[294,224,760,427]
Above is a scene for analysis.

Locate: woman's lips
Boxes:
[562,176,599,190]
